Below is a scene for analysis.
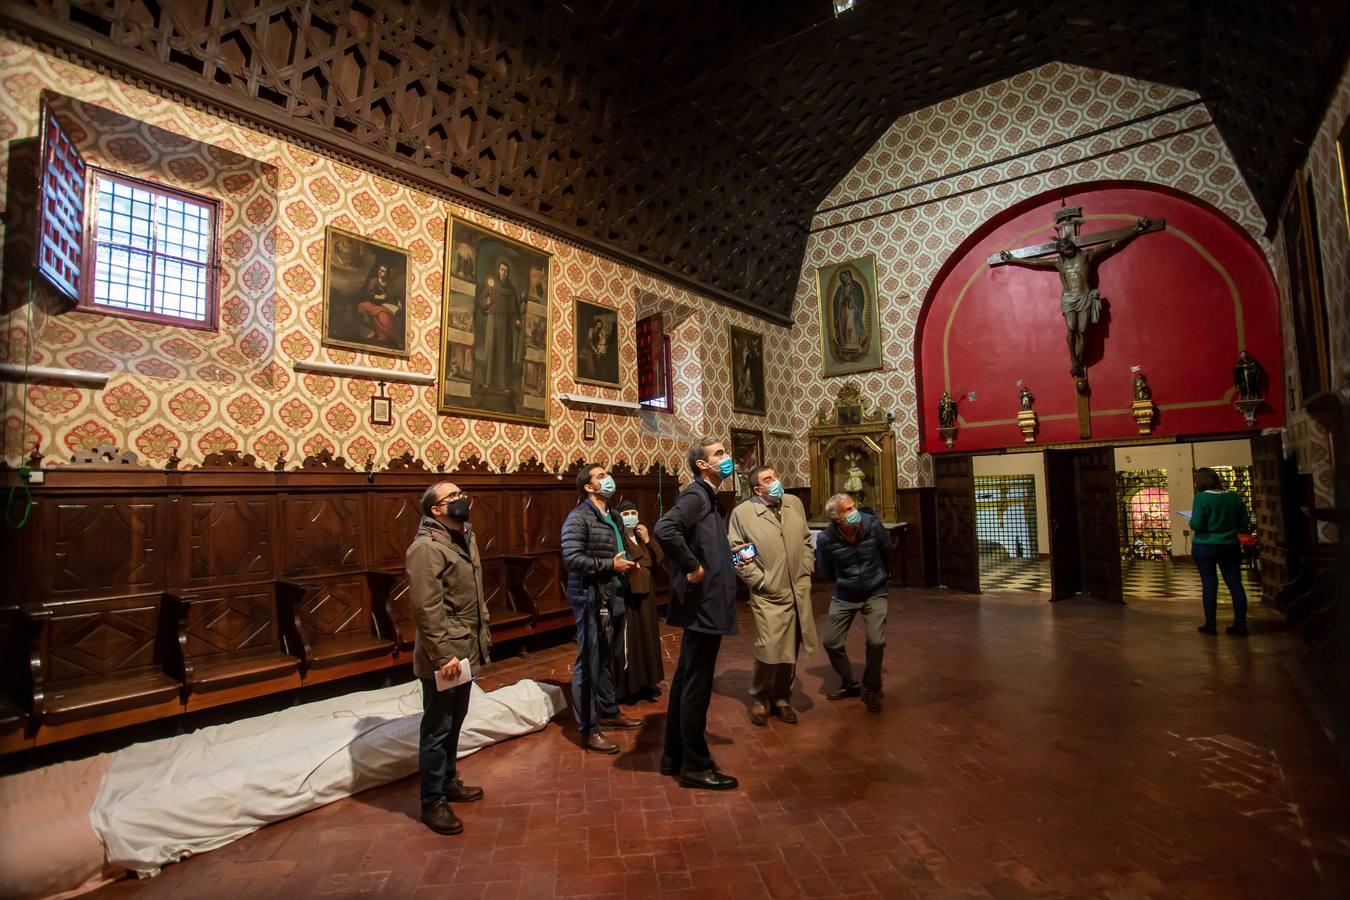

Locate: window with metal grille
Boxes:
[1118,469,1171,559]
[974,475,1038,572]
[80,169,219,329]
[1201,465,1255,522]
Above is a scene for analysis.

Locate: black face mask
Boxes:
[445,497,471,522]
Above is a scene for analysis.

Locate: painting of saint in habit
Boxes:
[574,299,620,387]
[322,227,409,357]
[815,255,883,377]
[729,326,766,415]
[439,217,552,425]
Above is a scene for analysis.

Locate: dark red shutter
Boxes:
[35,96,87,304]
[637,313,665,403]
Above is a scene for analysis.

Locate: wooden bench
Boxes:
[165,586,302,711]
[24,594,182,744]
[278,575,396,683]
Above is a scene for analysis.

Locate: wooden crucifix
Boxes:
[988,206,1164,437]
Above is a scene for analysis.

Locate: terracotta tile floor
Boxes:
[90,588,1350,899]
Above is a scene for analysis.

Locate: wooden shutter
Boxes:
[35,95,87,304]
[636,313,665,404]
[935,454,980,593]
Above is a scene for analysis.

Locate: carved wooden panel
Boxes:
[467,493,502,560]
[525,492,564,554]
[183,496,276,587]
[501,491,529,556]
[511,554,563,615]
[384,574,413,648]
[281,495,364,576]
[934,455,979,593]
[183,588,279,658]
[48,497,166,599]
[479,559,508,618]
[367,493,421,571]
[45,596,162,684]
[1250,433,1289,603]
[1075,448,1123,603]
[296,576,368,639]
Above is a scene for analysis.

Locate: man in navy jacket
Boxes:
[653,436,740,790]
[562,463,642,752]
[815,492,892,712]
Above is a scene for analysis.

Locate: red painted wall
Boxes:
[917,182,1283,453]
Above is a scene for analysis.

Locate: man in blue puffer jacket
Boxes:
[562,463,642,753]
[814,492,892,712]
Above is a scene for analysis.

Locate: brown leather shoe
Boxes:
[421,799,463,835]
[444,778,483,803]
[585,732,619,753]
[749,700,769,726]
[773,704,798,725]
[598,715,642,729]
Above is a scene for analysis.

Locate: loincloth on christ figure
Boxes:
[1061,288,1102,325]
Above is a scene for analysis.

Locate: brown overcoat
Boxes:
[406,516,492,679]
[727,494,819,664]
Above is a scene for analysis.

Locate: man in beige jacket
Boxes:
[728,465,818,725]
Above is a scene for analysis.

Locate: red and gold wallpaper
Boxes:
[0,40,797,479]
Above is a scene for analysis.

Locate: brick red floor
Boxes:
[89,588,1350,899]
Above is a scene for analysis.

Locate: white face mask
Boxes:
[621,513,639,529]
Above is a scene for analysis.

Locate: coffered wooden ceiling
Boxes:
[4,0,1346,323]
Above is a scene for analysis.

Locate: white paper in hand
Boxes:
[434,658,472,691]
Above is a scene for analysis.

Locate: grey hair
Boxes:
[824,493,853,520]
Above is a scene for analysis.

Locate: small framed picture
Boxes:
[583,416,597,441]
[370,394,392,426]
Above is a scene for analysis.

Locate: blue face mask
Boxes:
[597,475,616,498]
[766,479,784,500]
[845,509,862,526]
[716,456,735,478]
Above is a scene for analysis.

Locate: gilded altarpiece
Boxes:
[807,383,898,523]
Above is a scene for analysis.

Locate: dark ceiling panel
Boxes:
[4,0,1345,321]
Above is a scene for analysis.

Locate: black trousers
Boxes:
[662,628,722,773]
[419,679,471,806]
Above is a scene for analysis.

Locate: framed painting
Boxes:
[574,297,620,388]
[322,226,409,357]
[439,216,552,425]
[729,428,764,501]
[815,254,882,377]
[1279,173,1331,407]
[729,325,765,415]
[1338,114,1350,240]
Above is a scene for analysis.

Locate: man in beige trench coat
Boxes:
[728,465,819,725]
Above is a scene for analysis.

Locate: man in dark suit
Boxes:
[653,437,741,790]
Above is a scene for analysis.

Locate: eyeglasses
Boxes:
[436,491,470,506]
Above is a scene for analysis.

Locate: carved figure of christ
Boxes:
[988,214,1162,377]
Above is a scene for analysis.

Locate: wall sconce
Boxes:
[370,381,392,426]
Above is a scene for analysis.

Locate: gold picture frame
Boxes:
[815,253,883,377]
[729,325,765,415]
[574,297,621,388]
[321,225,410,357]
[438,216,553,426]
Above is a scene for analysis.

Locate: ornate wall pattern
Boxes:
[785,63,1272,488]
[0,41,797,478]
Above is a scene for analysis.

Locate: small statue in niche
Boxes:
[1133,372,1152,401]
[1234,351,1264,399]
[1019,385,1035,411]
[937,390,957,428]
[842,450,866,494]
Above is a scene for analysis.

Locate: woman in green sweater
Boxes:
[1190,468,1252,636]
